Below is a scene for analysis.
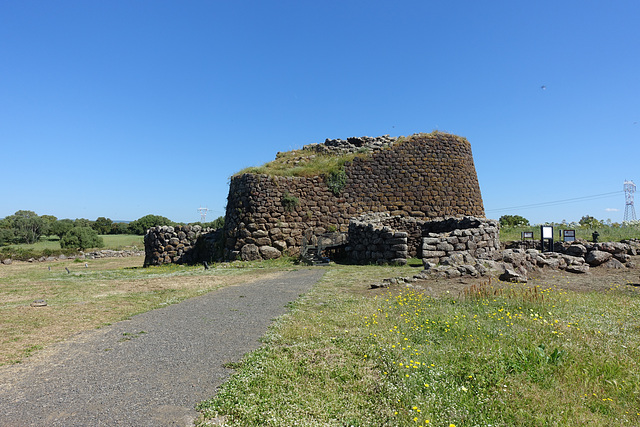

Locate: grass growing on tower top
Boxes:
[234,151,359,178]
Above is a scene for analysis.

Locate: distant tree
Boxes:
[39,215,58,236]
[0,221,15,245]
[579,215,603,229]
[93,217,113,235]
[5,210,45,244]
[50,219,75,239]
[74,218,94,228]
[195,216,225,230]
[128,214,175,235]
[60,227,104,250]
[499,215,530,227]
[111,222,130,235]
[208,216,225,229]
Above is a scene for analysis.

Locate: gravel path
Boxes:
[0,268,324,426]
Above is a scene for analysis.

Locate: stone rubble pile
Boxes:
[303,135,398,155]
[373,239,640,287]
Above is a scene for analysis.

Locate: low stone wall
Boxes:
[345,214,408,264]
[143,225,221,266]
[421,217,500,265]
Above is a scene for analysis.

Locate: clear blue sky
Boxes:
[2,1,638,225]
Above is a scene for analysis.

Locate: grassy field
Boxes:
[3,256,640,425]
[196,265,640,426]
[2,234,143,251]
[0,257,296,365]
[0,234,144,260]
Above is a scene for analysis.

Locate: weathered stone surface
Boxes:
[2,259,11,265]
[597,242,629,254]
[585,250,612,266]
[500,268,527,283]
[565,264,590,274]
[259,246,282,260]
[224,133,485,260]
[613,253,631,263]
[241,244,261,261]
[566,244,587,257]
[603,258,625,269]
[272,240,287,252]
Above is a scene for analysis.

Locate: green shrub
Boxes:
[281,192,299,212]
[60,227,104,250]
[128,214,175,235]
[326,169,347,196]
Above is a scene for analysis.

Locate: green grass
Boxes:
[99,234,143,249]
[232,132,461,179]
[0,234,143,260]
[196,266,640,426]
[234,151,359,178]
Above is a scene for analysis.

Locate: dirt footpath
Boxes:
[0,268,324,427]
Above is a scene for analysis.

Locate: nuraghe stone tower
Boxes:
[222,132,486,261]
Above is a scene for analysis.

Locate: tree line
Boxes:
[0,210,225,249]
[499,214,626,229]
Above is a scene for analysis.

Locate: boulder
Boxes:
[565,264,590,274]
[597,242,629,254]
[613,253,631,263]
[259,245,282,260]
[585,250,612,266]
[240,244,261,261]
[603,258,625,269]
[566,244,587,257]
[500,268,527,283]
[2,259,11,265]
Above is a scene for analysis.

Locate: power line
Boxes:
[486,191,623,213]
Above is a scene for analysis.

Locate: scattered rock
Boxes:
[603,259,625,269]
[565,265,590,274]
[585,250,613,266]
[499,268,527,283]
[30,299,47,307]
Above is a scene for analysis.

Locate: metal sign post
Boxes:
[541,225,554,252]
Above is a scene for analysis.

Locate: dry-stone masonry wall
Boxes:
[143,225,221,266]
[345,213,499,266]
[224,132,485,260]
[421,217,500,264]
[346,214,409,265]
